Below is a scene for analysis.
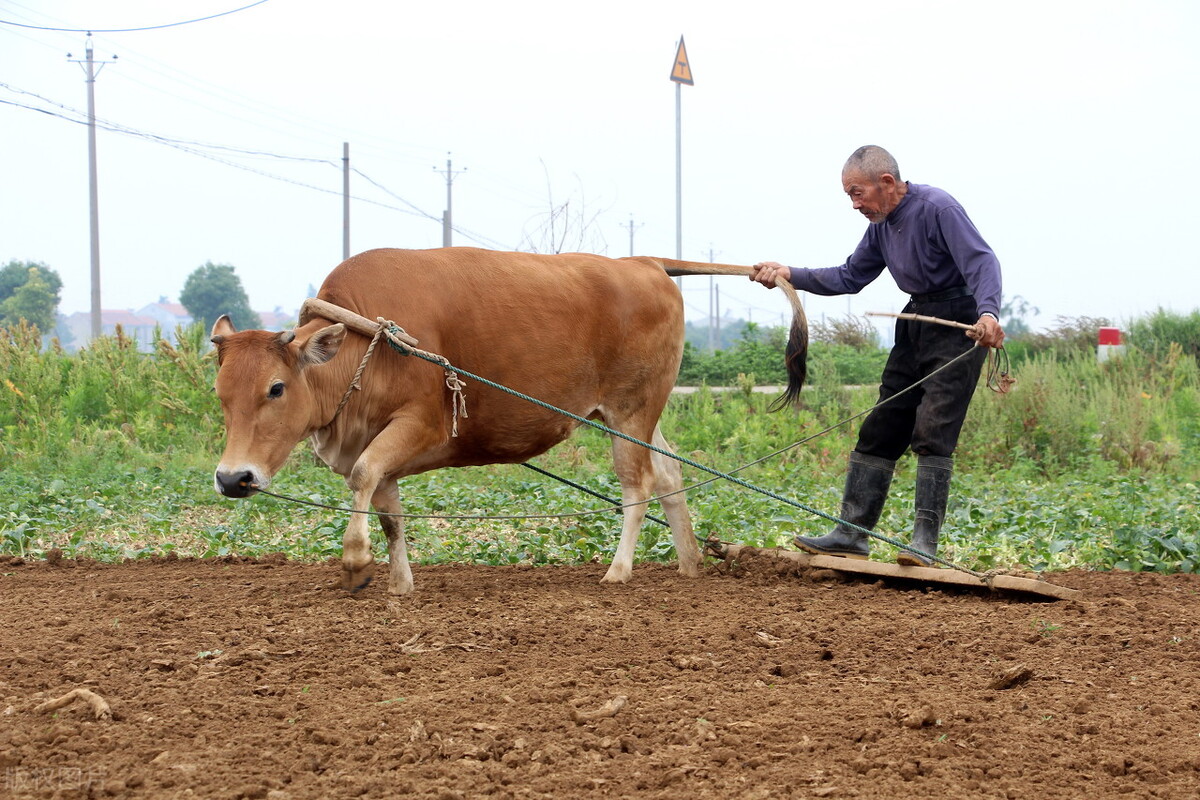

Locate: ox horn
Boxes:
[276,330,296,345]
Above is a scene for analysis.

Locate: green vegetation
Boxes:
[0,260,62,334]
[680,318,888,387]
[2,310,1198,574]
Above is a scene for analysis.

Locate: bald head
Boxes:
[843,145,902,184]
[841,146,907,224]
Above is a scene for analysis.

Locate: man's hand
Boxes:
[750,261,791,289]
[967,315,1005,348]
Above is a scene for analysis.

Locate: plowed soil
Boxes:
[2,552,1198,799]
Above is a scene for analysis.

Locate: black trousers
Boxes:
[855,293,987,460]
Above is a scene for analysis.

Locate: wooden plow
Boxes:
[706,542,1080,601]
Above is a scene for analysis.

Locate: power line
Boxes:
[352,166,509,250]
[2,4,514,227]
[0,0,271,33]
[2,11,540,216]
[0,96,419,216]
[0,81,333,164]
[5,91,513,250]
[2,79,519,252]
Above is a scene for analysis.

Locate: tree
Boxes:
[179,262,261,332]
[0,260,62,333]
[1000,294,1040,337]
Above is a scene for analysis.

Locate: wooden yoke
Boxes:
[299,297,420,348]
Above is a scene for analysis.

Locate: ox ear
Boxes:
[210,314,236,344]
[298,323,346,368]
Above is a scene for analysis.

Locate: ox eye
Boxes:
[268,381,285,399]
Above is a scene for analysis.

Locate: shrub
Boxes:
[1126,308,1200,361]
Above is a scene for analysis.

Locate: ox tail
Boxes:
[643,258,809,410]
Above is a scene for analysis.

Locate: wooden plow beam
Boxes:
[709,543,1080,601]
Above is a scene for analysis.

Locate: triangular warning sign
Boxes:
[670,36,693,85]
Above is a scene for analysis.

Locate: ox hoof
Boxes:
[677,560,702,579]
[600,564,632,585]
[387,580,415,597]
[342,563,375,593]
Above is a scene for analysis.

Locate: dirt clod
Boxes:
[988,664,1034,690]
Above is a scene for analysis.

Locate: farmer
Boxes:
[750,145,1005,566]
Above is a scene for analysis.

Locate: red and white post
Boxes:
[1097,327,1125,362]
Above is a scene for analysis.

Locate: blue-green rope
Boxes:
[386,327,986,579]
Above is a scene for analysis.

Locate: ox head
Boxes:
[210,315,346,498]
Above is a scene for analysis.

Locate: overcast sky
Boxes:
[2,0,1197,334]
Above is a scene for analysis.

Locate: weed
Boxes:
[1031,619,1061,638]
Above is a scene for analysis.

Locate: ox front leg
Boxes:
[372,480,414,596]
[600,438,655,585]
[341,465,378,593]
[340,419,436,594]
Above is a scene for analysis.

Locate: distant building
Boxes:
[58,298,296,352]
[60,309,161,352]
[257,306,296,331]
[137,298,193,329]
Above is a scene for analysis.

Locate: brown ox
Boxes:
[210,248,806,594]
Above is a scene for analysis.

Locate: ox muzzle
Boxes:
[214,466,266,498]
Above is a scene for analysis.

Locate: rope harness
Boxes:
[334,317,468,435]
[258,308,1013,582]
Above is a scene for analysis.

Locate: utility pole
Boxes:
[669,37,693,288]
[68,34,116,341]
[707,245,719,351]
[342,142,350,260]
[433,153,466,247]
[715,284,721,348]
[622,216,643,257]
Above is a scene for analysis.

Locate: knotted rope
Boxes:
[329,315,467,435]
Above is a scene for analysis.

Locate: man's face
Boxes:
[842,169,902,224]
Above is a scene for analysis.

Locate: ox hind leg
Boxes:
[372,480,414,596]
[601,423,700,583]
[649,423,701,577]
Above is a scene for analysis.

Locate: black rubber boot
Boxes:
[897,455,953,567]
[795,452,895,560]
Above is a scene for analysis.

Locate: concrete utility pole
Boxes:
[707,245,719,351]
[433,153,466,247]
[715,284,721,347]
[669,36,693,287]
[675,82,682,263]
[342,142,350,260]
[622,216,643,257]
[68,34,116,341]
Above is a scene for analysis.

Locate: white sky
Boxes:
[2,0,1197,333]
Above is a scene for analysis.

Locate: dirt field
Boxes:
[2,552,1198,799]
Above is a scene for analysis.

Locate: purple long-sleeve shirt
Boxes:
[788,183,1003,318]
